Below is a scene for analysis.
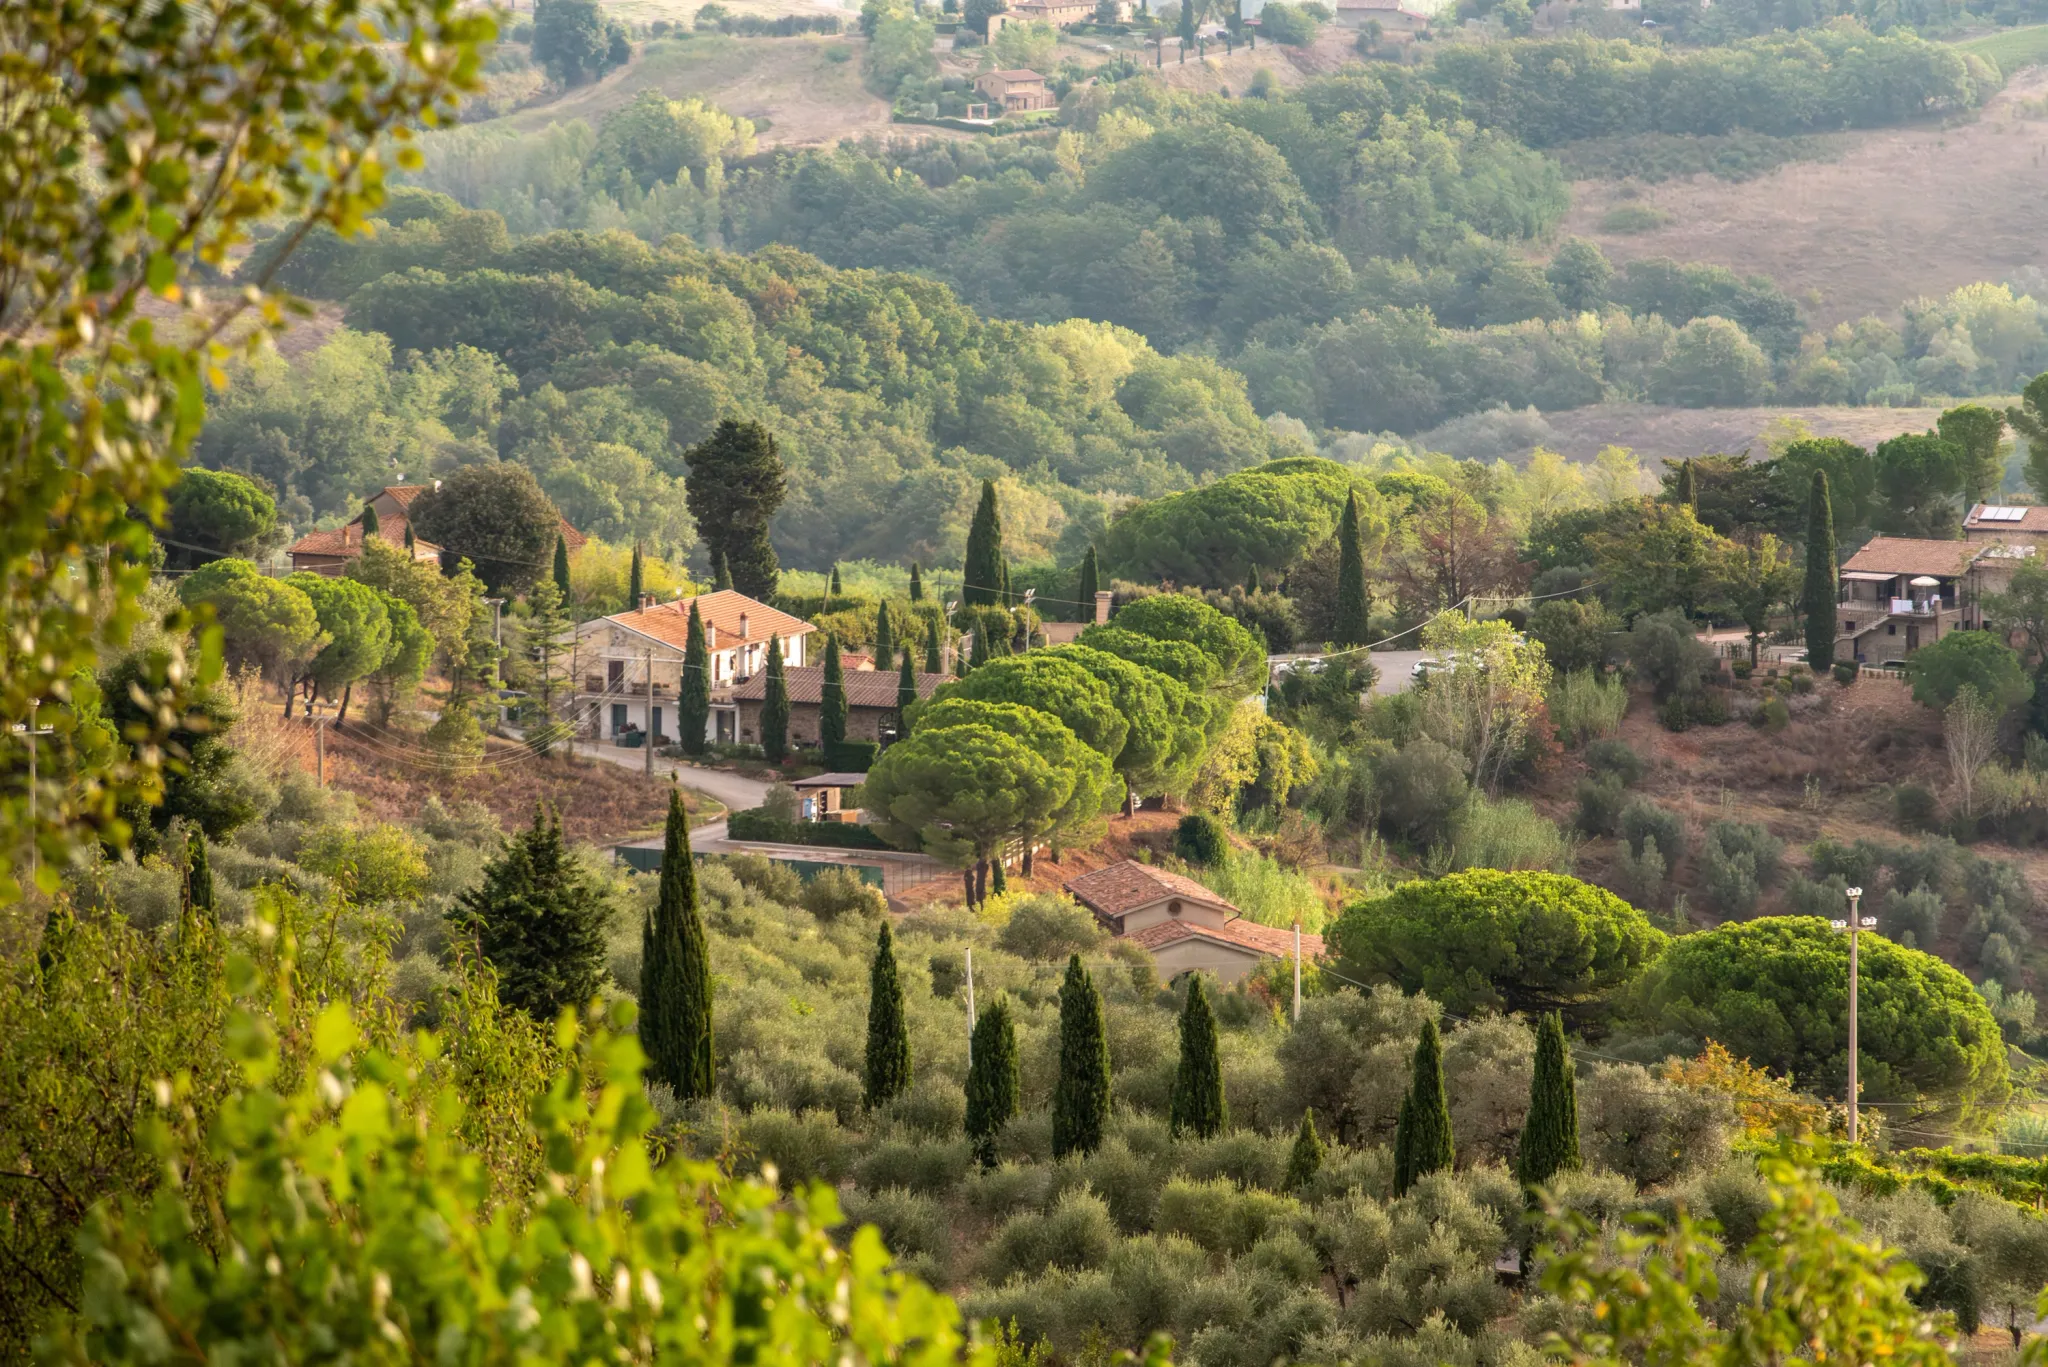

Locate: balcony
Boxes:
[585,675,674,697]
[1887,598,1950,617]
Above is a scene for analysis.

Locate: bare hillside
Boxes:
[1564,69,2048,326]
[1537,401,1959,463]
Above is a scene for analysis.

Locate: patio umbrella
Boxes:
[1909,576,1942,587]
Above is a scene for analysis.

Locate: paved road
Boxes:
[568,738,774,813]
[1269,650,1429,697]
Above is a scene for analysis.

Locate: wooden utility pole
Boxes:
[645,648,655,777]
[314,712,328,787]
[1293,920,1302,1022]
[965,946,977,1064]
[20,700,54,887]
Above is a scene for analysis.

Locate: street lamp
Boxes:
[1832,885,1878,1144]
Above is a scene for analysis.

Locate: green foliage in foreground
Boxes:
[35,976,979,1366]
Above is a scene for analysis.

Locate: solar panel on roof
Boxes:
[1978,506,2028,522]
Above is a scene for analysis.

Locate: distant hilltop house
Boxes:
[1065,860,1320,986]
[1834,535,2015,666]
[1332,0,1431,30]
[1000,0,1100,24]
[568,589,815,746]
[731,661,951,749]
[972,69,1055,113]
[287,482,586,577]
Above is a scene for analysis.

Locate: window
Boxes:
[1887,624,1896,635]
[1843,620,1855,632]
[1167,899,1182,918]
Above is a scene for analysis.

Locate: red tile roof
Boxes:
[1064,860,1234,920]
[1965,503,2048,534]
[1128,918,1325,960]
[607,590,814,652]
[287,522,441,562]
[1839,537,1983,578]
[381,484,430,509]
[732,665,949,709]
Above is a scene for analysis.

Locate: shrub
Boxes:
[1698,819,1782,916]
[801,867,887,922]
[1528,600,1617,676]
[1550,670,1628,747]
[1807,836,1884,890]
[997,894,1108,960]
[1452,797,1572,872]
[1834,661,1859,685]
[1896,783,1940,834]
[1627,610,1715,701]
[1152,1176,1301,1255]
[1575,774,1626,837]
[1585,738,1646,786]
[1756,697,1789,732]
[737,1108,854,1189]
[842,1187,951,1280]
[1886,836,1958,896]
[1731,659,1753,680]
[980,1190,1117,1282]
[1200,854,1329,932]
[1904,630,2031,711]
[1620,798,1686,864]
[1376,737,1470,847]
[1616,834,1667,908]
[826,738,880,772]
[1878,883,1943,949]
[1600,203,1670,233]
[1327,869,1666,1020]
[1176,811,1232,867]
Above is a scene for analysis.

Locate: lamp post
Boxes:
[1832,886,1877,1144]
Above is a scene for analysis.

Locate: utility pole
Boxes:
[18,700,55,887]
[1293,919,1302,1023]
[485,597,505,687]
[313,708,329,788]
[645,648,655,777]
[1834,886,1875,1143]
[965,946,977,1064]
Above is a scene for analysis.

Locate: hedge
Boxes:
[726,808,894,850]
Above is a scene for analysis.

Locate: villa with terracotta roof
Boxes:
[567,589,817,746]
[287,483,587,577]
[1835,535,2016,666]
[732,664,950,748]
[1065,860,1320,985]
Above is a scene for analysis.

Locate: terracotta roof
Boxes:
[986,68,1046,80]
[732,666,948,709]
[606,590,815,652]
[379,484,585,551]
[1839,537,1983,578]
[287,522,441,561]
[1965,503,2048,534]
[842,652,877,672]
[1128,918,1325,960]
[1065,860,1235,920]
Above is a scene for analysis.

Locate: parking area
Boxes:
[1268,650,1433,697]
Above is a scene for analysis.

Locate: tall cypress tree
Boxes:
[896,648,917,732]
[908,562,924,602]
[1334,489,1370,647]
[963,479,1006,606]
[864,920,912,1109]
[1076,544,1099,623]
[359,501,380,539]
[965,996,1020,1168]
[874,602,894,665]
[450,805,613,1021]
[1393,1018,1454,1195]
[967,620,990,673]
[1285,1108,1326,1191]
[683,418,787,601]
[553,533,572,599]
[679,600,710,755]
[642,790,714,1098]
[1677,458,1699,509]
[1516,1012,1581,1188]
[761,635,790,763]
[829,564,843,598]
[1246,564,1262,595]
[926,614,944,674]
[712,548,731,592]
[820,634,848,750]
[186,828,215,926]
[1052,954,1111,1159]
[1805,469,1838,671]
[404,522,416,552]
[1169,974,1227,1139]
[628,541,644,607]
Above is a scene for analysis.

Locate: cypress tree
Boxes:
[1516,1012,1581,1188]
[896,648,917,730]
[864,921,912,1109]
[1246,564,1262,595]
[360,502,380,539]
[712,548,731,592]
[874,602,894,665]
[1052,954,1111,1158]
[553,532,572,599]
[642,790,714,1098]
[963,479,1006,606]
[967,620,990,673]
[829,564,843,598]
[1393,1018,1454,1195]
[909,561,924,602]
[1285,1108,1325,1191]
[761,635,790,763]
[965,996,1021,1168]
[404,523,416,552]
[990,858,1007,895]
[1076,544,1100,623]
[925,614,944,674]
[449,805,612,1021]
[1333,489,1370,647]
[820,634,848,751]
[1805,469,1838,672]
[1677,458,1699,509]
[628,541,644,607]
[1169,974,1227,1139]
[186,828,215,926]
[679,600,710,755]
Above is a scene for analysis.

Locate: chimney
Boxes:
[739,612,750,639]
[640,593,654,611]
[1094,590,1112,625]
